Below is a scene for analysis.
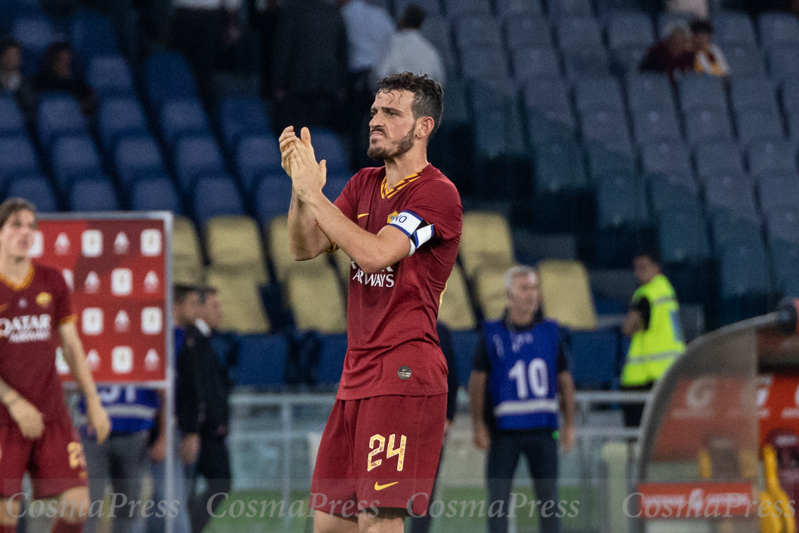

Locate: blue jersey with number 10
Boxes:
[485,319,560,430]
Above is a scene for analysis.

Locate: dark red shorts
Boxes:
[310,394,446,518]
[0,416,88,500]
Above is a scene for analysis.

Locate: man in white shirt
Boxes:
[375,5,446,89]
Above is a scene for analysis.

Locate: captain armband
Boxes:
[388,210,435,256]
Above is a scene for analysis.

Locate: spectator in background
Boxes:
[0,39,36,119]
[271,0,348,131]
[375,5,446,89]
[32,41,97,116]
[690,20,730,78]
[638,21,694,83]
[249,0,283,98]
[666,0,708,18]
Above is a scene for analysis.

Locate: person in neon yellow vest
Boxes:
[621,250,685,427]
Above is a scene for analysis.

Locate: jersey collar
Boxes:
[380,164,430,199]
[0,263,34,291]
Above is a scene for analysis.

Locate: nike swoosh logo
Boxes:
[374,481,399,491]
[358,213,369,219]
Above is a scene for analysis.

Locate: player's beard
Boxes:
[367,123,415,161]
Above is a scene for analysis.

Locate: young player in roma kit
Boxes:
[280,72,462,533]
[0,198,111,533]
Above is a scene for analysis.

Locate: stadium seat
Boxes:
[718,241,769,325]
[534,140,589,193]
[579,109,633,155]
[50,135,103,189]
[216,96,271,153]
[235,134,281,192]
[781,76,799,115]
[460,44,509,79]
[471,78,516,111]
[172,216,203,284]
[444,0,491,18]
[632,108,682,144]
[254,175,292,226]
[641,140,693,178]
[455,15,502,48]
[205,267,271,333]
[11,14,53,75]
[0,135,40,183]
[37,94,88,149]
[596,172,649,229]
[626,73,676,113]
[649,173,701,215]
[97,98,148,153]
[575,77,625,112]
[474,266,507,321]
[68,177,120,212]
[6,174,58,212]
[324,175,348,201]
[607,10,655,50]
[438,264,477,331]
[308,129,348,173]
[421,16,456,72]
[656,11,698,38]
[704,173,759,221]
[729,77,779,115]
[735,108,785,145]
[459,211,515,278]
[285,266,346,333]
[694,140,745,179]
[512,47,561,79]
[678,75,727,111]
[658,207,711,264]
[504,15,551,52]
[394,0,442,18]
[722,45,767,77]
[497,0,543,18]
[114,135,167,186]
[473,106,524,163]
[748,140,797,175]
[451,330,480,386]
[770,239,799,296]
[549,0,593,19]
[523,77,572,113]
[70,9,119,60]
[586,146,636,182]
[684,109,734,146]
[569,329,620,389]
[144,51,198,109]
[315,333,348,385]
[267,215,330,282]
[192,174,245,226]
[767,45,799,82]
[235,335,286,387]
[538,259,597,330]
[759,12,799,50]
[556,17,603,51]
[0,97,26,135]
[610,44,649,75]
[714,11,758,48]
[562,47,611,79]
[759,173,799,214]
[205,215,268,284]
[86,55,134,97]
[129,175,183,215]
[173,135,226,190]
[767,206,799,246]
[159,98,211,147]
[526,106,577,144]
[710,212,763,253]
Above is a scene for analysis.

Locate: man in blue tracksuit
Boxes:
[469,265,576,533]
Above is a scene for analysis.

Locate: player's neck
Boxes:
[0,254,31,284]
[383,151,428,190]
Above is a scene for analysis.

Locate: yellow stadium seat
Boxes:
[475,266,508,321]
[459,211,515,277]
[285,265,347,333]
[205,267,271,334]
[438,264,476,330]
[538,259,597,330]
[267,215,329,282]
[172,216,203,285]
[205,215,268,284]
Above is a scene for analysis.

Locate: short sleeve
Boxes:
[332,173,359,222]
[634,296,651,330]
[50,270,75,324]
[401,176,462,244]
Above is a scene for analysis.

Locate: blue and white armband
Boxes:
[389,210,435,255]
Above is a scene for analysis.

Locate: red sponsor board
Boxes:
[637,482,755,519]
[31,216,170,383]
[758,373,799,448]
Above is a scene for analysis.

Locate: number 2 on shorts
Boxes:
[68,442,87,470]
[367,433,407,472]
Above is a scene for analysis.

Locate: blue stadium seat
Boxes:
[549,0,593,19]
[729,77,779,114]
[723,45,766,77]
[759,12,799,50]
[394,0,443,18]
[556,17,603,50]
[607,10,655,50]
[685,109,734,146]
[656,11,698,38]
[217,96,272,153]
[130,175,183,214]
[144,52,198,110]
[11,14,53,75]
[575,77,625,112]
[735,108,785,145]
[0,97,26,135]
[641,140,693,177]
[324,175,349,201]
[254,175,292,226]
[758,173,799,215]
[97,98,148,153]
[235,334,287,388]
[586,146,636,181]
[714,11,758,48]
[704,173,758,220]
[610,44,649,75]
[455,15,502,48]
[460,45,509,79]
[68,177,120,211]
[767,206,799,245]
[788,111,799,141]
[504,16,551,52]
[473,107,512,159]
[524,78,571,112]
[770,239,799,297]
[235,134,281,191]
[87,55,135,97]
[70,9,119,60]
[597,172,649,229]
[748,140,797,175]
[781,76,799,115]
[37,94,88,149]
[497,0,543,18]
[694,140,745,179]
[50,134,102,189]
[563,47,611,79]
[450,330,479,387]
[579,109,633,155]
[317,333,347,385]
[114,135,167,186]
[767,45,799,82]
[626,73,676,113]
[512,47,561,80]
[678,75,728,111]
[526,107,577,144]
[308,129,348,173]
[710,211,763,253]
[568,330,620,389]
[658,208,710,263]
[421,16,456,72]
[6,174,57,212]
[173,135,226,191]
[0,135,39,182]
[719,241,769,325]
[192,174,245,226]
[649,173,700,215]
[632,108,682,144]
[469,78,515,111]
[159,98,211,147]
[534,140,588,192]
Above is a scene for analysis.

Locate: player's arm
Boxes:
[59,321,110,444]
[623,297,650,337]
[0,375,44,439]
[469,370,490,451]
[557,371,576,454]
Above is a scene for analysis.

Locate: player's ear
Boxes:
[417,116,435,139]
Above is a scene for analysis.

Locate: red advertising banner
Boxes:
[31,215,171,383]
[637,482,755,519]
[758,372,799,447]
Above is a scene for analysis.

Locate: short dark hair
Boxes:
[174,284,200,304]
[0,198,36,229]
[690,20,714,35]
[0,39,21,57]
[401,4,426,29]
[633,247,661,265]
[376,72,444,137]
[198,285,218,304]
[43,41,72,72]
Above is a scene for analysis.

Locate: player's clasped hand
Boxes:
[86,398,111,444]
[8,396,45,440]
[280,126,327,202]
